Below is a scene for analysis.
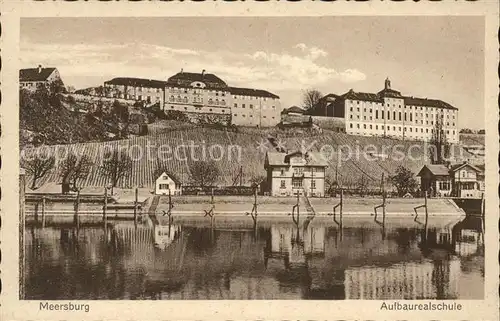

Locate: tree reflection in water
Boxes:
[23,217,484,300]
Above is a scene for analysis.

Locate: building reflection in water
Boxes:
[23,218,484,300]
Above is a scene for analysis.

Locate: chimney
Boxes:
[38,64,42,73]
[180,68,183,74]
[201,69,206,76]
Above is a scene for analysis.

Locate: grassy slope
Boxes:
[20,91,111,146]
[24,122,474,190]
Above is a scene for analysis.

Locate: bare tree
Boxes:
[302,89,323,111]
[60,153,93,192]
[100,150,132,195]
[324,173,338,196]
[190,160,220,187]
[429,118,450,164]
[23,155,56,189]
[249,174,266,188]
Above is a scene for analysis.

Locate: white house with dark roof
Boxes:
[264,150,328,197]
[104,77,167,105]
[19,65,63,91]
[309,78,459,143]
[103,70,282,127]
[155,171,182,195]
[165,69,282,127]
[417,162,484,198]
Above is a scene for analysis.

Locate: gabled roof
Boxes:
[229,87,279,99]
[19,67,56,82]
[167,72,228,89]
[404,97,457,110]
[157,171,182,185]
[341,90,383,103]
[283,106,305,114]
[265,151,328,167]
[449,163,483,173]
[378,88,403,98]
[104,77,167,88]
[417,164,450,177]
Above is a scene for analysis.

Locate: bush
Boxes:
[165,110,189,122]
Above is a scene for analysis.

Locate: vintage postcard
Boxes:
[1,1,498,320]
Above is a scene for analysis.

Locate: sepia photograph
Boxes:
[18,16,485,301]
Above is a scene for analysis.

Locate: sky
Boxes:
[20,16,485,129]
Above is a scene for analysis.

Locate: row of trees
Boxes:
[324,165,418,197]
[24,150,419,197]
[22,151,224,195]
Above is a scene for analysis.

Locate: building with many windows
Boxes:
[310,78,459,143]
[104,77,167,106]
[264,150,328,197]
[104,70,281,127]
[19,65,63,91]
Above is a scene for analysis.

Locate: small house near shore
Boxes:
[417,162,484,198]
[264,150,328,197]
[155,171,182,195]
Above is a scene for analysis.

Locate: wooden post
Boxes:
[339,188,343,226]
[296,192,300,226]
[134,187,138,223]
[74,189,80,228]
[103,187,108,224]
[424,190,428,223]
[41,196,46,228]
[19,169,26,299]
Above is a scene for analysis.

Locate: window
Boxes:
[439,181,450,190]
[363,124,366,129]
[292,178,303,188]
[393,111,396,120]
[242,104,246,108]
[250,104,253,109]
[350,115,353,119]
[159,183,169,190]
[375,110,379,119]
[280,180,286,189]
[399,112,402,121]
[387,111,390,120]
[357,124,360,129]
[350,123,353,128]
[410,113,413,121]
[234,103,237,108]
[370,125,372,129]
[311,180,316,189]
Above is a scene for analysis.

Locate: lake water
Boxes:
[22,217,484,300]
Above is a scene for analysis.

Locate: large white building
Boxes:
[103,70,282,127]
[311,78,459,143]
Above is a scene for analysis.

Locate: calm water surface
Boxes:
[23,217,484,300]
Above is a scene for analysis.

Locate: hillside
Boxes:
[20,90,112,146]
[22,123,474,190]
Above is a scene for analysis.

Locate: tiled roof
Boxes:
[378,88,403,98]
[336,85,458,110]
[265,151,328,167]
[167,72,228,89]
[341,90,383,103]
[449,163,482,173]
[104,77,167,88]
[229,87,279,99]
[158,171,182,185]
[19,67,56,82]
[404,97,457,110]
[283,106,305,114]
[417,164,449,176]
